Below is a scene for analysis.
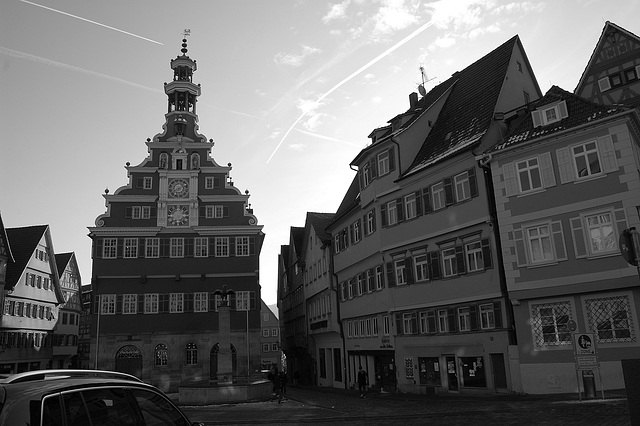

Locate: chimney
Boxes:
[409,92,419,109]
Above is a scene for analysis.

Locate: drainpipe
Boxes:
[330,264,348,389]
[477,153,517,346]
[390,135,401,175]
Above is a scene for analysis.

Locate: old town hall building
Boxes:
[87,39,264,392]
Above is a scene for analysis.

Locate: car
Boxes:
[0,369,203,426]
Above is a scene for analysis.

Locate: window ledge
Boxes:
[573,173,606,184]
[516,188,546,198]
[526,260,560,269]
[585,251,619,260]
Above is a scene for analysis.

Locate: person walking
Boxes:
[357,366,368,398]
[271,368,283,403]
[280,370,288,395]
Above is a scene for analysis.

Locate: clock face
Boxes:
[168,179,189,198]
[167,205,189,226]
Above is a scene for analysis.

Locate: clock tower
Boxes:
[88,37,264,392]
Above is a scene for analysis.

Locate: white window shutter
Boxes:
[513,229,528,267]
[569,217,588,258]
[556,147,575,184]
[557,100,568,119]
[502,163,518,196]
[531,110,542,128]
[597,135,618,173]
[539,152,556,188]
[598,77,611,92]
[551,221,567,261]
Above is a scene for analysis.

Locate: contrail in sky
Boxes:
[266,19,435,164]
[19,0,163,45]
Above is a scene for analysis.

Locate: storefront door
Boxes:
[445,355,458,391]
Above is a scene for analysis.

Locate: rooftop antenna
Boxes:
[417,65,435,97]
[183,29,191,38]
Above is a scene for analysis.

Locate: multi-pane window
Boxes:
[341,282,348,301]
[403,313,416,334]
[362,163,371,187]
[383,315,390,336]
[170,238,184,258]
[405,193,417,220]
[377,151,390,176]
[170,293,184,313]
[215,237,229,257]
[123,294,137,314]
[375,266,384,290]
[352,220,361,243]
[442,248,457,277]
[236,291,250,311]
[236,237,250,256]
[214,205,225,218]
[394,259,407,285]
[142,206,151,219]
[372,317,379,336]
[458,307,470,331]
[348,280,354,299]
[194,292,208,312]
[387,201,398,225]
[366,318,372,336]
[100,294,116,315]
[194,237,209,257]
[414,254,429,282]
[432,182,445,210]
[531,301,572,347]
[262,343,270,352]
[544,107,557,123]
[465,241,483,272]
[365,210,375,235]
[517,158,542,192]
[154,344,168,366]
[205,177,215,189]
[262,329,269,337]
[205,205,215,218]
[145,238,159,258]
[272,328,278,336]
[103,238,117,259]
[480,304,495,329]
[437,309,448,332]
[143,177,153,189]
[144,294,159,314]
[132,206,142,219]
[527,225,553,263]
[271,343,279,351]
[186,343,198,365]
[585,212,615,255]
[124,238,138,258]
[419,311,429,334]
[585,295,634,343]
[454,172,470,202]
[357,274,365,296]
[572,141,601,179]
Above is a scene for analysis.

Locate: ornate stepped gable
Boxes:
[92,38,259,235]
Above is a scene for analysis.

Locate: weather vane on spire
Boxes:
[183,29,191,38]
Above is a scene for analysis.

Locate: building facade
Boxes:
[301,213,344,389]
[51,252,82,368]
[260,300,281,371]
[327,36,541,395]
[87,38,264,392]
[487,87,640,393]
[1,225,66,373]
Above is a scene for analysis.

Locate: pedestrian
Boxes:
[271,368,283,404]
[280,370,288,394]
[357,366,368,398]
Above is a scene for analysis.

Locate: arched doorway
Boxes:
[115,345,142,379]
[210,343,237,380]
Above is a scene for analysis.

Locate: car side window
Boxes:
[62,388,138,426]
[41,396,64,426]
[130,388,189,426]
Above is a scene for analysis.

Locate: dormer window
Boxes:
[532,100,568,128]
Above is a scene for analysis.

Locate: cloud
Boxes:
[370,0,420,39]
[323,0,351,23]
[274,45,322,67]
[302,112,327,132]
[468,24,500,39]
[288,143,305,151]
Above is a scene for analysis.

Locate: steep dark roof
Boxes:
[331,175,360,226]
[0,212,15,263]
[5,225,48,289]
[306,212,335,244]
[491,86,628,152]
[55,252,74,278]
[291,227,305,257]
[405,36,521,175]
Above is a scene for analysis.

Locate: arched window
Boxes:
[154,343,168,367]
[186,343,198,365]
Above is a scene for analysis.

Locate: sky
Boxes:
[1,0,639,306]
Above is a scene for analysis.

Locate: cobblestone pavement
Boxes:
[179,385,632,425]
